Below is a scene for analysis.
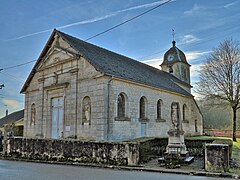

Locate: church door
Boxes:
[51,97,63,139]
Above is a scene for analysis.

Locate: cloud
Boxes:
[223,1,238,8]
[180,34,200,45]
[184,4,204,15]
[185,51,211,63]
[190,63,202,77]
[141,57,163,69]
[7,0,171,41]
[3,99,21,109]
[185,51,211,77]
[6,29,52,41]
[141,50,211,71]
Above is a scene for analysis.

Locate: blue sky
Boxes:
[0,0,239,118]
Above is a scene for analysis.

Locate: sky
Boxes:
[0,0,239,118]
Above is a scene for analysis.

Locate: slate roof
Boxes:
[0,109,24,127]
[161,41,190,66]
[21,30,192,97]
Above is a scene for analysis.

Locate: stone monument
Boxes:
[166,102,187,155]
[161,102,193,168]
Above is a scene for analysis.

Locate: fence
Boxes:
[4,137,139,166]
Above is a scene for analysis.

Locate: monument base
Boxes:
[159,129,194,168]
[166,132,187,154]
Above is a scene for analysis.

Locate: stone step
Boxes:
[184,156,194,164]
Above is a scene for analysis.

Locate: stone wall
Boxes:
[108,79,203,141]
[4,137,139,166]
[129,137,217,163]
[205,144,229,172]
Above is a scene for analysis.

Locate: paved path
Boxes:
[0,160,232,180]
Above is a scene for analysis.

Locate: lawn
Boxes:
[231,138,240,174]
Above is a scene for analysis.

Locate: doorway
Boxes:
[51,97,63,139]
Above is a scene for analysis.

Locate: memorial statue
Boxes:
[171,102,179,130]
[84,104,91,122]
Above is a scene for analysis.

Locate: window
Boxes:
[140,96,147,119]
[31,103,36,126]
[157,99,162,119]
[117,93,125,118]
[181,66,187,81]
[82,96,91,125]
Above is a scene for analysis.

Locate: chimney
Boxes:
[6,109,8,116]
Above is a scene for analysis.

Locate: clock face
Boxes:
[168,54,174,61]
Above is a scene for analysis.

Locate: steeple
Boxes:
[160,31,191,86]
[172,29,176,47]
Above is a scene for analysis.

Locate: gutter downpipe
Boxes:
[107,75,114,141]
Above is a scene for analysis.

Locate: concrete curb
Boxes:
[0,156,239,179]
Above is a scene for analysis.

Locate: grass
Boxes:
[233,139,240,149]
[231,138,240,175]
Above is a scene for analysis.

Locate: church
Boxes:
[21,29,203,141]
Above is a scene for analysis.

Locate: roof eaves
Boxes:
[104,73,192,97]
[20,29,57,93]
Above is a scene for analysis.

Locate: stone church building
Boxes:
[21,29,203,141]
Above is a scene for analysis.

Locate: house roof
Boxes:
[0,109,24,127]
[21,30,192,97]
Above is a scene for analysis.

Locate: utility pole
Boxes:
[0,68,5,89]
[4,105,8,116]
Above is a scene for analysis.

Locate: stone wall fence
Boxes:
[4,137,139,166]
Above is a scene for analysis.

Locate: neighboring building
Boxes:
[0,109,24,136]
[21,29,203,141]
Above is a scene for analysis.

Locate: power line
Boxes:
[1,24,239,71]
[138,25,240,60]
[0,0,172,72]
[0,72,24,83]
[0,59,36,71]
[85,0,172,41]
[1,0,239,71]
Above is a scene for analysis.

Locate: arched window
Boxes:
[157,99,162,119]
[140,97,147,119]
[183,104,187,122]
[31,103,36,126]
[82,96,91,125]
[117,93,125,118]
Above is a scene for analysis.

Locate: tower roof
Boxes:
[161,41,190,66]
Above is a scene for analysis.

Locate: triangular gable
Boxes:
[37,46,74,70]
[21,30,56,93]
[20,30,78,93]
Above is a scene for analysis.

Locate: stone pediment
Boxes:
[37,47,75,71]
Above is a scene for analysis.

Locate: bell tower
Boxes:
[160,31,191,85]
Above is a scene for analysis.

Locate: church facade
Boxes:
[21,30,203,141]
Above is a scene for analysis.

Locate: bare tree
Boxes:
[197,38,240,141]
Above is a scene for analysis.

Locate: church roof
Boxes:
[21,30,192,97]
